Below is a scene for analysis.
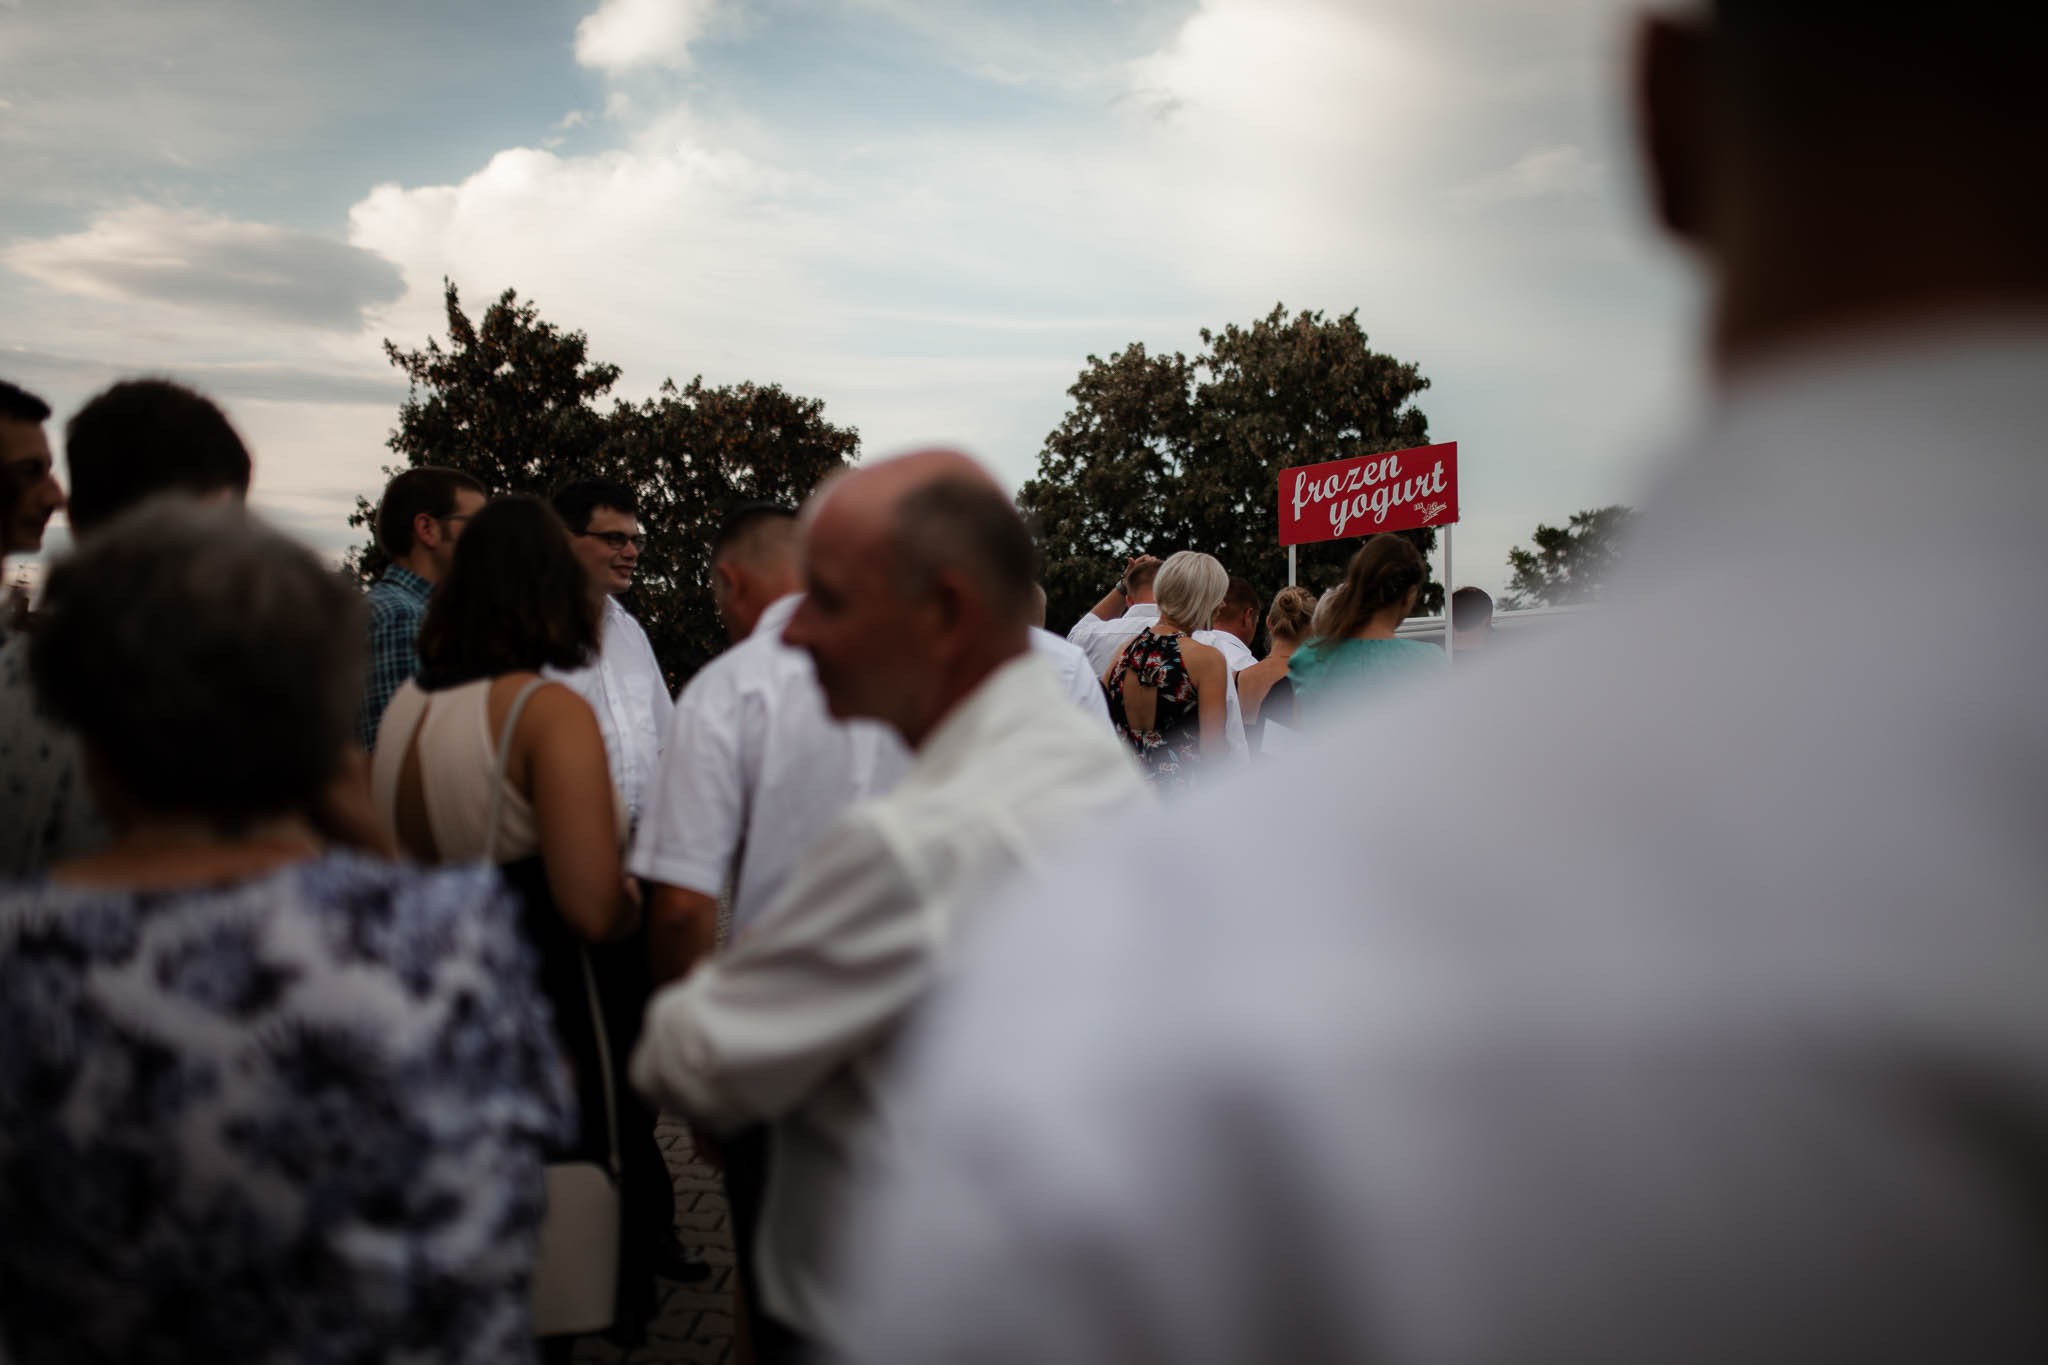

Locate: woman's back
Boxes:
[1288,635,1444,716]
[0,854,572,1365]
[1107,628,1219,789]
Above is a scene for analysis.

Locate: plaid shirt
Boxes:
[357,565,432,752]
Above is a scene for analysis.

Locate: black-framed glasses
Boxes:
[578,530,647,553]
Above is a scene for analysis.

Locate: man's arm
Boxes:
[629,666,749,981]
[1070,555,1159,634]
[630,812,932,1134]
[358,600,421,752]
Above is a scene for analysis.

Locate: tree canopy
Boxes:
[1021,304,1440,640]
[1503,505,1637,608]
[349,281,857,686]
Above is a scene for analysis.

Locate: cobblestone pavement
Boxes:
[572,1118,738,1365]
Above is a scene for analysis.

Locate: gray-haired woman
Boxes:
[0,498,572,1364]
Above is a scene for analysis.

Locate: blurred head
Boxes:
[416,494,598,688]
[1318,535,1425,640]
[64,379,251,537]
[1266,585,1317,648]
[1153,551,1229,633]
[553,477,642,597]
[0,379,63,556]
[711,502,801,642]
[31,498,363,833]
[376,466,487,582]
[784,449,1036,747]
[1638,4,2048,370]
[1215,575,1261,647]
[1452,586,1494,642]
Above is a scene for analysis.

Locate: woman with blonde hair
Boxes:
[1235,584,1316,751]
[1102,550,1229,791]
[1288,534,1444,719]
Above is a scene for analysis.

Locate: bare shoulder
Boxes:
[1181,637,1228,677]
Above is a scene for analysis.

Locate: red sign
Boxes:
[1277,441,1458,547]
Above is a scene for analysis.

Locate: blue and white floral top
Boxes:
[0,852,575,1365]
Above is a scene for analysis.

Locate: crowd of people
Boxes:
[2,2,2045,1362]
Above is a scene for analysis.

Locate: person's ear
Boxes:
[1637,14,1715,246]
[412,510,441,554]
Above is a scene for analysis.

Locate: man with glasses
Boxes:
[550,477,673,831]
[357,466,486,751]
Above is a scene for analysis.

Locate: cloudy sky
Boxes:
[2,0,1703,597]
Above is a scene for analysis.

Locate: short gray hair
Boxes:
[32,496,366,827]
[1154,550,1229,631]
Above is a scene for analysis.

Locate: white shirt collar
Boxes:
[1122,602,1160,620]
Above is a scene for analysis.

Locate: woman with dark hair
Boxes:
[1287,534,1445,720]
[0,498,572,1363]
[367,493,652,1354]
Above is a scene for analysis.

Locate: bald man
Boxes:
[629,451,1147,1359]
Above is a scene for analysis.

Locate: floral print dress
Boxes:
[0,851,574,1365]
[1106,628,1204,791]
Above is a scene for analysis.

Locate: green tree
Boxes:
[1503,505,1637,608]
[349,281,858,686]
[1021,304,1440,640]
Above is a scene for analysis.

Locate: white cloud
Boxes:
[324,0,1693,596]
[6,203,404,330]
[575,0,720,73]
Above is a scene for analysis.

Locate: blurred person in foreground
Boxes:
[368,494,660,1348]
[1287,533,1444,721]
[1234,584,1316,753]
[840,6,2048,1363]
[629,450,1146,1362]
[357,465,488,751]
[0,499,572,1363]
[1,377,253,877]
[1102,549,1231,792]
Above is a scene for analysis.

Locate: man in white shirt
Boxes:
[1064,552,1161,674]
[633,503,910,983]
[840,8,2048,1363]
[630,500,911,1334]
[548,478,674,830]
[1027,586,1117,728]
[630,450,1147,1359]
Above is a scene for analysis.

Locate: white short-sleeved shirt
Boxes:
[839,328,2048,1365]
[629,594,909,936]
[546,596,672,828]
[1065,602,1157,675]
[1028,627,1112,729]
[630,652,1150,1349]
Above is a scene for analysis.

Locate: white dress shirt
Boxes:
[630,651,1150,1349]
[1028,626,1112,729]
[629,595,910,935]
[840,328,2048,1364]
[1065,601,1157,674]
[546,596,672,828]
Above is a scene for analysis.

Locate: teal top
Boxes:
[1287,636,1445,718]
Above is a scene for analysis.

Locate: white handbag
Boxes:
[480,681,623,1338]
